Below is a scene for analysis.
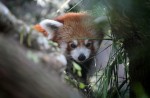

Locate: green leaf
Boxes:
[79,82,86,89]
[77,71,82,77]
[72,62,81,71]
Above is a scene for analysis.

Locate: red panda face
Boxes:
[69,40,91,62]
[61,39,99,62]
[34,13,103,63]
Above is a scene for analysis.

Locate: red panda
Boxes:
[34,12,103,80]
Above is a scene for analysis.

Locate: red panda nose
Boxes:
[78,54,86,61]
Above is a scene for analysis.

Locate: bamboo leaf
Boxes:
[77,71,82,77]
[72,62,81,71]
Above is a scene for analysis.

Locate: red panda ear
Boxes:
[39,19,63,31]
[34,19,63,39]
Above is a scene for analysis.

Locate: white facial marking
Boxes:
[71,46,91,62]
[84,39,89,45]
[39,19,63,39]
[94,40,99,51]
[73,40,78,45]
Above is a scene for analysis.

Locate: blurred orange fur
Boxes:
[34,24,48,36]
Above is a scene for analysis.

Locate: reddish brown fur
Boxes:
[34,13,96,41]
[55,13,96,43]
[34,24,48,36]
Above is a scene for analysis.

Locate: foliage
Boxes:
[93,35,129,98]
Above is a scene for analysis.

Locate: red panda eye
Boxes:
[85,42,91,47]
[70,43,77,48]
